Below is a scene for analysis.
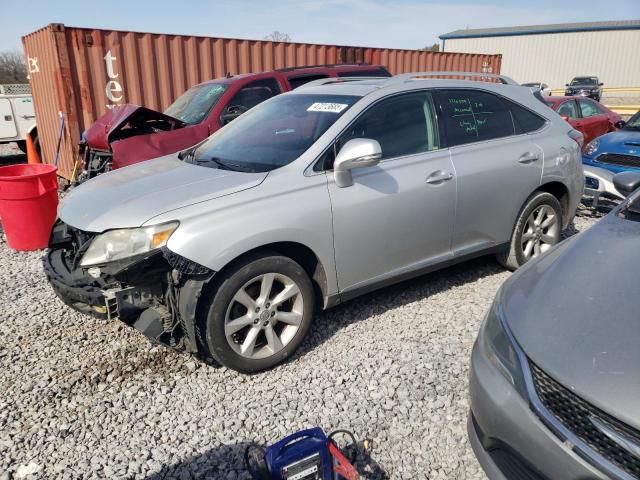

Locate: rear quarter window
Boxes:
[507,100,547,134]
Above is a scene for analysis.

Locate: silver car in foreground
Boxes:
[45,72,583,372]
[469,172,640,479]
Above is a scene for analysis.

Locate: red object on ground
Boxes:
[328,441,360,480]
[26,131,41,165]
[0,164,58,251]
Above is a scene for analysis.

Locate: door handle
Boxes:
[426,170,454,184]
[518,152,539,164]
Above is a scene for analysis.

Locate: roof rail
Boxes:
[392,71,518,85]
[275,63,370,72]
[297,76,390,89]
[297,71,519,91]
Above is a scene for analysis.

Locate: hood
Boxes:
[594,129,640,153]
[84,104,186,151]
[502,212,640,430]
[59,154,267,232]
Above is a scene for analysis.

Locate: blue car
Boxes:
[582,110,640,174]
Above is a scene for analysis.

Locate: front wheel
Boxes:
[497,192,562,271]
[197,253,315,373]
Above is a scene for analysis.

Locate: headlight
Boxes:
[80,221,179,266]
[583,138,599,156]
[481,295,528,397]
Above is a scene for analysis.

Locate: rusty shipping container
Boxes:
[22,24,502,179]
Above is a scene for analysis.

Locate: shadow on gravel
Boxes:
[296,254,504,360]
[145,440,389,480]
[296,208,601,361]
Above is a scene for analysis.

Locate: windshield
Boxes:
[623,111,640,130]
[190,93,360,172]
[164,83,228,125]
[570,77,597,86]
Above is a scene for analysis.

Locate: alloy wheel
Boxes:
[521,204,560,260]
[224,273,304,360]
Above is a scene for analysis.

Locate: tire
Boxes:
[197,253,315,373]
[497,192,562,271]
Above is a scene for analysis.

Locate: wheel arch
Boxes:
[536,181,571,228]
[199,241,331,312]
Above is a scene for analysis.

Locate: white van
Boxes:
[0,84,37,153]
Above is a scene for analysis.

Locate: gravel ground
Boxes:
[0,206,602,480]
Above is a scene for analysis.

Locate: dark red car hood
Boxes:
[84,104,186,151]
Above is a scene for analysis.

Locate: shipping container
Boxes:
[23,24,502,179]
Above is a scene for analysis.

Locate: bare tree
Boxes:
[421,43,440,52]
[0,50,28,84]
[264,31,292,42]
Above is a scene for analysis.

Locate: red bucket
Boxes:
[0,164,58,251]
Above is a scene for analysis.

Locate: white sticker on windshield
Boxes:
[307,102,349,113]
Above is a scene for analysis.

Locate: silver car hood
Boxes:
[59,155,267,232]
[502,213,640,430]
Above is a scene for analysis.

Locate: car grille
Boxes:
[596,153,640,169]
[530,362,640,478]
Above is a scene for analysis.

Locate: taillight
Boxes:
[568,129,584,148]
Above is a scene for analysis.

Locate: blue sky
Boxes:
[0,0,638,51]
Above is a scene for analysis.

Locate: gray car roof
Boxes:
[290,76,525,98]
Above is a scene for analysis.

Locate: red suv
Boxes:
[80,64,391,180]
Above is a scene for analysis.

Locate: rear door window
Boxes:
[437,89,515,146]
[578,99,603,118]
[227,78,282,111]
[287,74,330,89]
[337,68,392,78]
[556,100,579,120]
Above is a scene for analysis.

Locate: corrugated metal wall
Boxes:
[23,24,501,179]
[443,29,640,90]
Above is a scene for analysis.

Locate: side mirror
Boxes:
[333,138,382,188]
[614,120,626,129]
[599,82,604,86]
[613,171,640,196]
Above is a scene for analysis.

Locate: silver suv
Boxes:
[44,73,583,372]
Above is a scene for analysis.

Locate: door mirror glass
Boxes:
[615,120,626,129]
[613,172,640,196]
[333,138,382,188]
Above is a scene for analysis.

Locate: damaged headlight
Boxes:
[80,222,179,266]
[481,293,528,398]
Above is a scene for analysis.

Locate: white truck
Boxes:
[0,84,37,153]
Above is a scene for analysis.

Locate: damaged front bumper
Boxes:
[43,221,214,354]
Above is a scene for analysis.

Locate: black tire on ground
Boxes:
[196,252,315,373]
[496,191,563,271]
[16,140,27,153]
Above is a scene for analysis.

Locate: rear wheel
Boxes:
[497,192,562,271]
[197,253,315,373]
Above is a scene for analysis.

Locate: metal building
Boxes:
[440,20,640,89]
